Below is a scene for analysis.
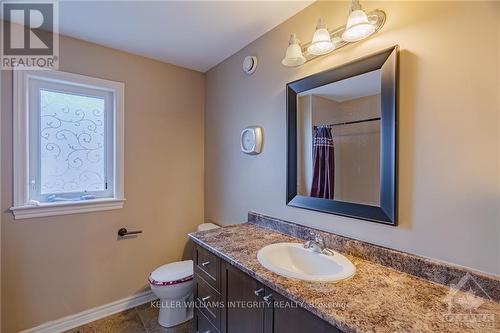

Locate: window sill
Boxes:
[10,198,126,220]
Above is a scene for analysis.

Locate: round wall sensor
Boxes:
[242,56,258,75]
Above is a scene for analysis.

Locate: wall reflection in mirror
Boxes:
[296,69,381,206]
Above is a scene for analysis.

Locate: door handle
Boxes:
[201,295,211,302]
[254,288,264,296]
[118,228,142,237]
[263,294,273,302]
[201,261,210,267]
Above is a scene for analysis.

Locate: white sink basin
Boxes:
[257,242,356,282]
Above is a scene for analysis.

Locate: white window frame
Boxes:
[11,70,125,219]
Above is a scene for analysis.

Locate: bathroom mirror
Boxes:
[286,46,398,225]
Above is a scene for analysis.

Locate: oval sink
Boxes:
[257,242,355,282]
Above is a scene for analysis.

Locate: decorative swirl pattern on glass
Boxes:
[40,89,106,194]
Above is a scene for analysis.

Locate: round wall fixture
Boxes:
[241,126,263,155]
[242,56,258,75]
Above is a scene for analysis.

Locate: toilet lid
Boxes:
[149,260,193,285]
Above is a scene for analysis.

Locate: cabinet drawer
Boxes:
[195,309,219,333]
[194,245,220,291]
[195,276,221,330]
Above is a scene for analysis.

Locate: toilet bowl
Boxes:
[149,223,219,327]
[149,260,194,327]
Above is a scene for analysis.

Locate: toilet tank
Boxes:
[197,223,220,231]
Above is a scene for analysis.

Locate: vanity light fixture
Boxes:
[281,1,385,67]
[342,0,376,42]
[307,18,334,56]
[281,33,306,67]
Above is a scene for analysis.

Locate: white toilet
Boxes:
[148,223,219,327]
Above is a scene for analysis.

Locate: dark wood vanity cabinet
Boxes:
[193,245,340,333]
[223,263,266,333]
[266,292,339,333]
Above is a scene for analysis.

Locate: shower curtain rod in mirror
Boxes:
[314,117,381,128]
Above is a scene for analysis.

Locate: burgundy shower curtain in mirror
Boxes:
[310,126,335,199]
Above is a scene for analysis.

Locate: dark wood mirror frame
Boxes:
[286,46,398,225]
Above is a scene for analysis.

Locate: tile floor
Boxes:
[64,301,192,333]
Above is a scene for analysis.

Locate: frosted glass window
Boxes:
[12,69,124,219]
[39,90,106,194]
[26,76,115,203]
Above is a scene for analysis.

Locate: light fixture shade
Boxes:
[342,8,375,42]
[307,18,334,56]
[282,34,306,67]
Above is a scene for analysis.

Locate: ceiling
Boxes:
[299,70,381,102]
[56,1,312,72]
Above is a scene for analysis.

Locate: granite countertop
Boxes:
[189,223,500,333]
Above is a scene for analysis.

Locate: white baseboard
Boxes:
[21,290,156,333]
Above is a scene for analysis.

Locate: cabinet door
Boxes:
[223,263,266,333]
[264,289,340,333]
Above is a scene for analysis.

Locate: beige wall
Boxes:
[297,95,313,195]
[1,36,205,332]
[205,1,500,275]
[310,95,339,125]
